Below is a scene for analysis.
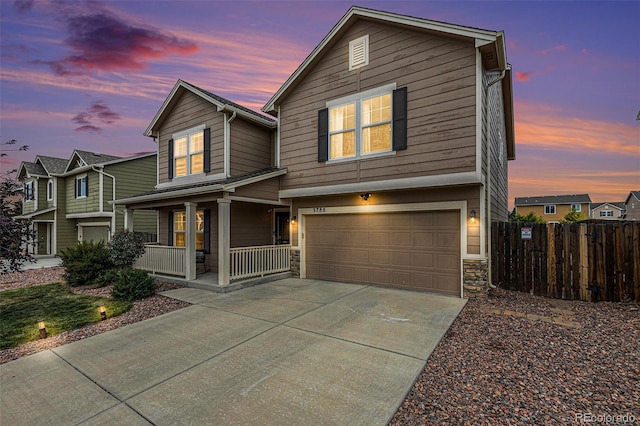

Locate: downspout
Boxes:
[91,166,116,239]
[276,105,281,169]
[224,111,237,177]
[484,68,507,289]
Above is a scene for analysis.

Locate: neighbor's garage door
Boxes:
[81,226,109,243]
[305,211,460,296]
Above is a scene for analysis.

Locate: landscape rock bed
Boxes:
[391,287,639,425]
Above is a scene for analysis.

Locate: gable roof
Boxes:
[261,5,514,159]
[36,156,68,175]
[65,150,122,172]
[591,202,625,211]
[625,191,640,204]
[515,194,592,206]
[145,80,276,138]
[17,161,47,179]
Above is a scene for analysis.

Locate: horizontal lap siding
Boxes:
[230,119,273,176]
[158,91,225,184]
[279,20,477,190]
[233,178,281,201]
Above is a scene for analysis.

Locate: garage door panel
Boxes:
[305,211,460,296]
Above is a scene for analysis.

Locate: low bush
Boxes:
[111,268,156,301]
[109,230,146,269]
[59,241,114,287]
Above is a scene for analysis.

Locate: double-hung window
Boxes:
[173,210,206,250]
[544,205,556,215]
[169,125,210,179]
[319,84,407,162]
[24,181,34,201]
[571,204,581,212]
[75,175,88,198]
[600,210,613,217]
[47,179,54,201]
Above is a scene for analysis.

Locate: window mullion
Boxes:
[355,100,362,158]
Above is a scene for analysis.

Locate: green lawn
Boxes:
[0,283,132,350]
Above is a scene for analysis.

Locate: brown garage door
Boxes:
[305,211,460,295]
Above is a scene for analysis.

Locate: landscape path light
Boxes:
[37,318,47,339]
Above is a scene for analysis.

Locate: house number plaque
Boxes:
[313,207,326,213]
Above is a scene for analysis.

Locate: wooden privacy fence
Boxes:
[491,222,640,302]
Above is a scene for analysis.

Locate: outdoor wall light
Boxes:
[360,193,372,201]
[291,216,297,223]
[37,318,47,339]
[74,223,79,232]
[469,210,477,223]
[99,304,107,321]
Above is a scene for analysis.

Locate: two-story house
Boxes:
[515,194,591,223]
[17,150,157,254]
[623,191,640,220]
[118,6,515,298]
[591,202,625,220]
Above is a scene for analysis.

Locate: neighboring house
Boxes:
[590,202,625,220]
[514,194,591,223]
[17,151,157,254]
[623,191,640,220]
[117,6,515,298]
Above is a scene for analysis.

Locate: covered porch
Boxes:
[116,169,292,289]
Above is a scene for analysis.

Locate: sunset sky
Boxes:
[1,0,638,209]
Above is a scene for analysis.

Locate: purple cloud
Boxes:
[39,10,198,75]
[72,101,121,132]
[13,0,34,13]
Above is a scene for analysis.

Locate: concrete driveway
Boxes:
[1,278,466,425]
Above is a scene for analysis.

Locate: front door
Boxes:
[274,212,290,244]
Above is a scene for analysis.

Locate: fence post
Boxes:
[579,223,589,301]
[547,223,555,298]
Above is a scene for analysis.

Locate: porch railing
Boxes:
[230,244,291,281]
[134,245,186,277]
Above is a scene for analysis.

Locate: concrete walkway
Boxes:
[0,279,466,425]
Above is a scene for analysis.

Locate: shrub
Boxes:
[111,268,156,301]
[109,230,146,269]
[59,241,114,287]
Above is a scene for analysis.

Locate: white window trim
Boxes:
[571,204,581,212]
[600,210,613,217]
[174,209,205,250]
[326,83,396,163]
[24,181,35,202]
[173,124,205,178]
[544,205,556,215]
[75,174,88,199]
[47,179,54,201]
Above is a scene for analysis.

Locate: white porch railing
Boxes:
[134,245,186,277]
[230,244,291,281]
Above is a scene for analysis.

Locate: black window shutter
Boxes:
[85,175,89,196]
[203,209,211,253]
[168,211,174,246]
[203,128,211,173]
[392,87,408,151]
[318,108,329,162]
[74,179,78,198]
[168,139,174,179]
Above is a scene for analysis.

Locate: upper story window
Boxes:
[169,125,210,179]
[571,204,581,212]
[47,179,54,201]
[24,181,34,201]
[544,205,556,215]
[318,84,407,162]
[75,174,88,198]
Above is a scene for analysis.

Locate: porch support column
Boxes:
[123,208,134,232]
[185,201,197,280]
[218,198,231,286]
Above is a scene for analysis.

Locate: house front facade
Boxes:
[591,202,625,220]
[623,191,640,220]
[118,6,515,298]
[515,194,591,223]
[17,151,157,254]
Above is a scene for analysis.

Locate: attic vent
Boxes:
[349,34,369,71]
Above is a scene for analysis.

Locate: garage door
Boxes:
[305,211,460,295]
[81,226,109,243]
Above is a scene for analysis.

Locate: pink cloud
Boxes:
[515,71,533,82]
[74,125,101,133]
[537,44,566,55]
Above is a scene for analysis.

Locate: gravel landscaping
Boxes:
[2,268,638,424]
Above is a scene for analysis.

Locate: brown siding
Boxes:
[229,118,273,175]
[290,185,480,254]
[232,177,281,201]
[158,91,225,184]
[279,20,477,190]
[230,203,272,248]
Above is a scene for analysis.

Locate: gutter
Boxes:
[224,111,237,177]
[91,166,116,237]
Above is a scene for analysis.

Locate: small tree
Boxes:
[0,140,35,274]
[509,211,546,223]
[109,230,146,269]
[560,209,588,224]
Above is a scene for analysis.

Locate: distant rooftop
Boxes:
[515,194,592,206]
